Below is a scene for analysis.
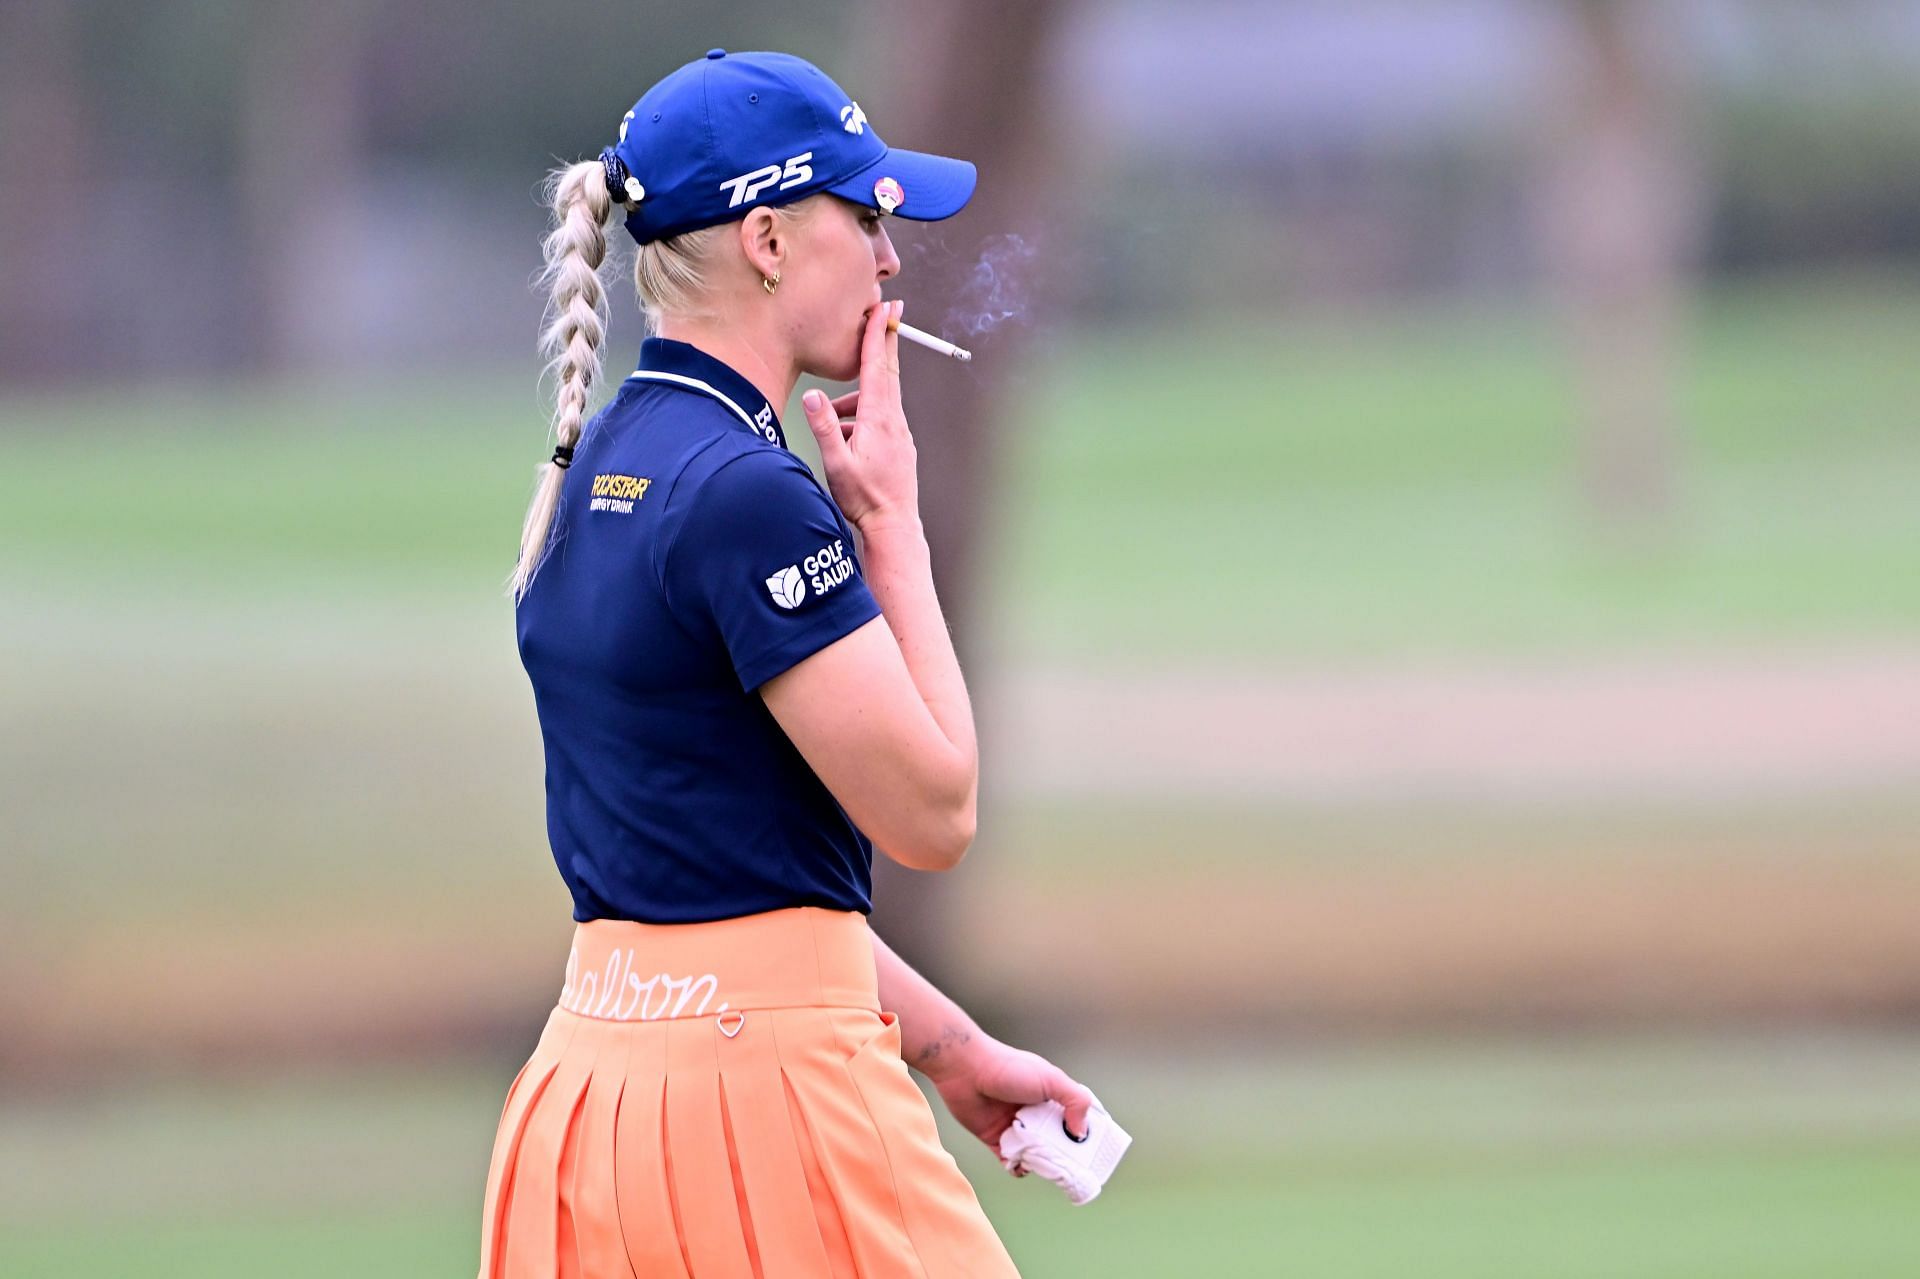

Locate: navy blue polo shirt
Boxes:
[515,337,884,923]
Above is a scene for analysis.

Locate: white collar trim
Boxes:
[625,370,777,444]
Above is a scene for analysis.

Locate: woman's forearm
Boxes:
[872,929,987,1080]
[857,519,978,800]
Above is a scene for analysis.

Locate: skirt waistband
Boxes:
[556,906,878,1022]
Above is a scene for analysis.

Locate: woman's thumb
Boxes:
[1053,1075,1097,1143]
[801,388,841,453]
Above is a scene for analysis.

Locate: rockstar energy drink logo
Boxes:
[589,473,651,514]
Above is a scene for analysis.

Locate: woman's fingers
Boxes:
[886,299,902,374]
[828,389,859,439]
[1049,1071,1097,1142]
[858,300,892,378]
[799,388,849,466]
[858,300,903,415]
[813,299,917,530]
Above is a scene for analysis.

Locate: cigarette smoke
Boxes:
[942,234,1039,338]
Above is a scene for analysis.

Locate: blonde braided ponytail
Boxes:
[505,157,819,601]
[508,160,617,602]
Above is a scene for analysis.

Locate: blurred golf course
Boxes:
[4,273,1918,1275]
[3,1034,1917,1277]
[6,273,1919,654]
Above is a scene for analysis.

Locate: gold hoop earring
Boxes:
[763,272,780,295]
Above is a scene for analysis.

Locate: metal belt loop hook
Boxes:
[717,1010,746,1039]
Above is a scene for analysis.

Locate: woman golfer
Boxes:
[477,49,1094,1277]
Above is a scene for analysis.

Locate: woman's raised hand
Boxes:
[800,299,920,531]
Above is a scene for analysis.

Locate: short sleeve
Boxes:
[660,448,882,691]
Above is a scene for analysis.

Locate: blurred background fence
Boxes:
[4,1,1919,1275]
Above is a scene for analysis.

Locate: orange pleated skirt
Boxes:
[476,906,1020,1277]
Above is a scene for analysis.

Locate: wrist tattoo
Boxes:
[913,1022,973,1069]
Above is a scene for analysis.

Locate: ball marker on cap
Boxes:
[873,177,905,213]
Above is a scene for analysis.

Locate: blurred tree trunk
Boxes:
[0,0,88,384]
[237,0,381,369]
[855,0,1082,987]
[1534,0,1705,531]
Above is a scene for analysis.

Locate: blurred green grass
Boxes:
[2,270,1917,661]
[3,1153,1914,1279]
[3,1034,1917,1278]
[1005,275,1920,659]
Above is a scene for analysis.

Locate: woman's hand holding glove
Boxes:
[920,1031,1132,1204]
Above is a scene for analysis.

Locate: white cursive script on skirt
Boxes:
[559,944,726,1021]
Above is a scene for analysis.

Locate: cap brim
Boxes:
[824,147,977,222]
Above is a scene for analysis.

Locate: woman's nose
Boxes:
[875,228,901,281]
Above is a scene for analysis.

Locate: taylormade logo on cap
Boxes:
[604,49,978,245]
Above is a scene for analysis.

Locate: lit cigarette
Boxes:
[888,316,972,362]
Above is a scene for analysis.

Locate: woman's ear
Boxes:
[739,207,785,282]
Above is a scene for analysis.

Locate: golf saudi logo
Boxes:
[765,565,807,610]
[765,538,854,609]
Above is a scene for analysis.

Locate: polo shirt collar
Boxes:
[630,337,787,448]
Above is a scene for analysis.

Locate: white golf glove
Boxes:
[997,1095,1132,1205]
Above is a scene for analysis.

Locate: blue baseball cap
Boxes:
[601,49,977,246]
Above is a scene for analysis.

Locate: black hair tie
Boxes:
[552,444,576,469]
[598,146,630,203]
